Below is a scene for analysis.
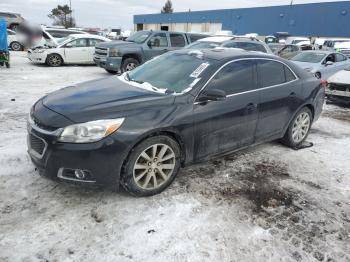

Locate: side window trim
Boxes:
[195,58,299,103]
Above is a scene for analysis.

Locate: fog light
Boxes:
[75,169,86,179]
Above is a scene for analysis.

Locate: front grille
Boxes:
[94,47,108,58]
[29,134,46,156]
[329,83,350,92]
[32,116,57,132]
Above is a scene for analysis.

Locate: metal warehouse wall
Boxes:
[134,1,350,37]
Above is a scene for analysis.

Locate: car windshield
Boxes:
[186,41,220,49]
[126,52,212,94]
[57,37,70,45]
[126,31,151,44]
[291,52,327,63]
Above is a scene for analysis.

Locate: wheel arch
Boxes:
[282,103,315,136]
[46,52,65,65]
[120,128,187,180]
[122,53,142,64]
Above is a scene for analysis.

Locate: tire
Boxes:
[282,107,313,148]
[121,57,140,73]
[5,62,10,68]
[46,54,63,67]
[315,72,321,79]
[105,69,117,74]
[122,135,181,197]
[10,41,23,51]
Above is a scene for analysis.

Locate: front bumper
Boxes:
[326,88,350,98]
[27,50,46,63]
[94,56,122,72]
[27,119,130,189]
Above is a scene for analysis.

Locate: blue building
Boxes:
[134,1,350,37]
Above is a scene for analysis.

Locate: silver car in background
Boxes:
[291,51,350,79]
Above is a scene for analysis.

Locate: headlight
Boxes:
[57,118,125,143]
[108,48,121,57]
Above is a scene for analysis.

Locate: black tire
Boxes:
[5,62,10,68]
[0,62,3,66]
[121,57,140,73]
[315,72,321,79]
[282,107,313,148]
[46,54,63,67]
[105,69,117,74]
[10,41,23,51]
[122,135,181,197]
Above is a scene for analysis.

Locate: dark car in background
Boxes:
[0,11,24,31]
[186,36,273,54]
[93,30,207,74]
[269,43,301,59]
[28,49,325,196]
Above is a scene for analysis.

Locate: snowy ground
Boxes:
[0,52,349,262]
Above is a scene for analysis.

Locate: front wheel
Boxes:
[282,107,313,148]
[122,136,181,197]
[46,54,63,67]
[121,58,139,73]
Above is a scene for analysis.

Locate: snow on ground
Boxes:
[0,52,349,262]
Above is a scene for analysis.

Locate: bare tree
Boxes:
[48,5,76,28]
[161,0,174,13]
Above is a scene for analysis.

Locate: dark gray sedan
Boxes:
[28,49,325,196]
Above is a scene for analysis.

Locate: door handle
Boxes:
[289,92,297,98]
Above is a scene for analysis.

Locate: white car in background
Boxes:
[7,29,25,51]
[28,34,110,66]
[326,65,350,103]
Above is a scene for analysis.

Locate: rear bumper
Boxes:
[94,56,122,72]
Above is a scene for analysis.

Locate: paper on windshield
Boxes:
[190,63,210,78]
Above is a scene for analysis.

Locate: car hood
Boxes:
[328,70,350,84]
[42,77,172,123]
[291,61,318,71]
[96,40,139,48]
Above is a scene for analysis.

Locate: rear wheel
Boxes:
[46,54,63,67]
[121,58,139,73]
[10,41,23,51]
[282,107,313,148]
[5,62,10,68]
[122,136,181,197]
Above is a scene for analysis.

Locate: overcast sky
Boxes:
[0,0,347,29]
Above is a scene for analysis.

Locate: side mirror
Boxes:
[65,43,73,48]
[147,41,153,48]
[325,61,334,66]
[197,89,226,103]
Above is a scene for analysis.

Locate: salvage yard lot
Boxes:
[0,52,349,261]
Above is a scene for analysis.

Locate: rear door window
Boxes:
[335,53,347,62]
[88,39,104,46]
[257,60,295,87]
[206,60,256,95]
[170,34,186,47]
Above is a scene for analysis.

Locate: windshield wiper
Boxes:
[125,72,144,84]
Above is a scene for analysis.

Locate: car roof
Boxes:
[198,36,234,43]
[302,50,334,55]
[174,48,276,61]
[66,34,107,39]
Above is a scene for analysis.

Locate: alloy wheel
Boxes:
[125,62,136,71]
[11,42,21,51]
[133,144,176,190]
[48,55,61,66]
[291,112,311,143]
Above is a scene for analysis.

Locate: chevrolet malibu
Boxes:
[28,49,325,196]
